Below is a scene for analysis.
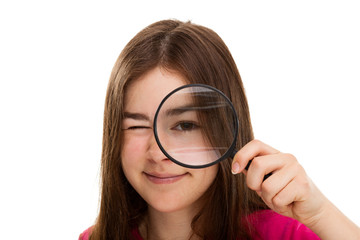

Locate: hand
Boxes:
[231,139,327,226]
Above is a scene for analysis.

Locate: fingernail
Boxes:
[232,162,240,174]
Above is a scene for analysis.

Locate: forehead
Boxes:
[124,67,187,117]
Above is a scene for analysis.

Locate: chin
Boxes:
[145,193,199,214]
[149,202,193,214]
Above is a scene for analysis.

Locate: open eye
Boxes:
[172,121,199,131]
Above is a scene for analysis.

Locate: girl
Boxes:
[79,20,359,239]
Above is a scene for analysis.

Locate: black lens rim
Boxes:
[153,83,239,169]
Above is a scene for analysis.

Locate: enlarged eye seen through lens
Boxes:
[172,121,199,131]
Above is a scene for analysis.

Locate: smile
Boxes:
[144,172,189,184]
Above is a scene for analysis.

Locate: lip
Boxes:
[144,172,189,184]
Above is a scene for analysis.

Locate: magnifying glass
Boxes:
[153,84,239,168]
[153,84,271,180]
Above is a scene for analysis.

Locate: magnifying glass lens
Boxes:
[154,84,238,168]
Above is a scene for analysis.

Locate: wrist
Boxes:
[305,200,360,240]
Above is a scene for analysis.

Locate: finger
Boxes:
[260,162,300,206]
[232,139,279,174]
[246,153,288,191]
[270,177,305,217]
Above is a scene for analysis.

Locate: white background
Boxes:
[0,0,359,239]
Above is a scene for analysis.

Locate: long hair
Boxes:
[90,19,268,240]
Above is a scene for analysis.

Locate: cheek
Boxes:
[189,165,219,193]
[121,134,148,168]
[123,136,146,153]
[203,165,219,186]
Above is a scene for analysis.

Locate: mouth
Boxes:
[144,172,189,184]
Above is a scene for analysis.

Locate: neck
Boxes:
[139,206,201,240]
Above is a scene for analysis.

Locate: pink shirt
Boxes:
[79,210,320,239]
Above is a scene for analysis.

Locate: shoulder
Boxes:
[79,226,93,240]
[247,210,320,240]
[78,226,143,240]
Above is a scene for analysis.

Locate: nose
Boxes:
[146,133,170,164]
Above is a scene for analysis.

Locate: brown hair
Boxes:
[90,19,268,240]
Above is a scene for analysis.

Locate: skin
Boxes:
[121,67,218,239]
[232,140,360,240]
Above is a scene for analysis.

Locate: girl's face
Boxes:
[121,67,219,214]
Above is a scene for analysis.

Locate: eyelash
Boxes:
[126,126,151,130]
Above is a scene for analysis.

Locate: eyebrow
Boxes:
[123,112,150,121]
[165,102,228,116]
[165,104,201,116]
